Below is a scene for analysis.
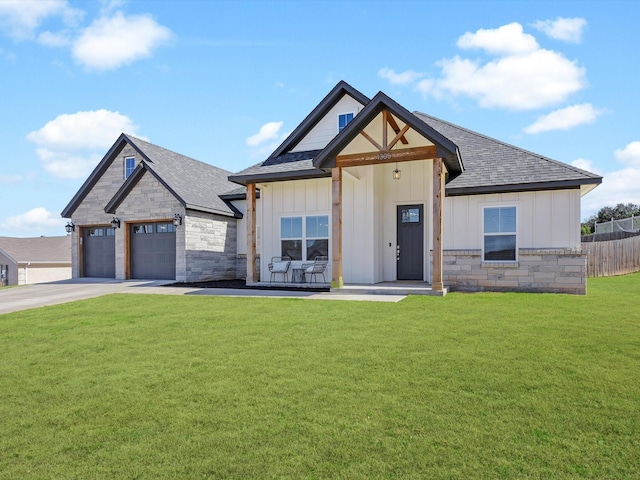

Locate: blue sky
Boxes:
[1,0,639,237]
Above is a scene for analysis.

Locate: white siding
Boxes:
[291,95,365,152]
[444,189,582,250]
[260,179,331,281]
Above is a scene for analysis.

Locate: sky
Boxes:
[1,0,639,238]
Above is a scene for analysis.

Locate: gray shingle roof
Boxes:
[125,135,239,216]
[0,236,71,264]
[228,108,601,194]
[414,112,602,194]
[63,133,241,218]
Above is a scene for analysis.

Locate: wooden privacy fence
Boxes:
[582,235,640,277]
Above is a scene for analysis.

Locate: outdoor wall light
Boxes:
[392,163,401,180]
[173,213,182,227]
[110,217,121,229]
[65,221,75,233]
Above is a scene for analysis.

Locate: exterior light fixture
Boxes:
[110,217,121,229]
[65,221,75,233]
[392,163,401,180]
[173,213,182,227]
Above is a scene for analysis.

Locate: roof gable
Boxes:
[62,134,240,218]
[313,91,462,174]
[269,81,370,158]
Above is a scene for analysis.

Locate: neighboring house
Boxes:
[61,134,244,282]
[0,236,71,286]
[229,81,602,294]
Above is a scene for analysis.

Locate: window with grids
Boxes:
[124,157,135,179]
[281,215,329,261]
[483,206,517,261]
[338,113,354,132]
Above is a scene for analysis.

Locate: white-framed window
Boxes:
[124,156,135,179]
[483,206,517,261]
[338,112,354,133]
[281,215,329,261]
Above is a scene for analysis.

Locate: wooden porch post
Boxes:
[432,158,445,291]
[246,183,258,284]
[331,167,343,288]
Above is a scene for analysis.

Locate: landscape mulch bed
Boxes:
[163,279,329,292]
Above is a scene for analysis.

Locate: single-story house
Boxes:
[229,81,602,294]
[0,236,71,285]
[61,134,246,282]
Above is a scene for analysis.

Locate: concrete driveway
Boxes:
[0,278,405,315]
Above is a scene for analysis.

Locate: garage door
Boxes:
[83,227,116,278]
[130,222,176,279]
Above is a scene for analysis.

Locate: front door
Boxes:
[397,204,424,280]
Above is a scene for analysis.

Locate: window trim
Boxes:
[337,112,354,133]
[124,156,135,179]
[481,204,518,263]
[280,214,330,261]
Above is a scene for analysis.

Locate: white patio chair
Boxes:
[268,256,291,283]
[303,256,328,284]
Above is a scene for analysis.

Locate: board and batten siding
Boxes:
[444,189,581,251]
[260,178,332,281]
[291,95,365,153]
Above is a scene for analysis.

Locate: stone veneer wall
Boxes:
[184,211,239,282]
[234,254,260,281]
[441,248,587,295]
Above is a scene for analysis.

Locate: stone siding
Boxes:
[184,211,238,282]
[440,248,587,295]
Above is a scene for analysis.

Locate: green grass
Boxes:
[1,274,639,479]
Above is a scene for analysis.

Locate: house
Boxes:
[0,236,71,285]
[61,134,245,282]
[229,81,602,294]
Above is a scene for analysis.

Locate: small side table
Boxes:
[291,267,305,283]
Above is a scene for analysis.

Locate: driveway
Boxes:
[0,278,405,314]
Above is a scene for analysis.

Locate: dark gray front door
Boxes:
[83,227,115,278]
[397,205,424,280]
[130,222,176,279]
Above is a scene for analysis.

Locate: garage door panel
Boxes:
[83,227,115,278]
[131,222,176,280]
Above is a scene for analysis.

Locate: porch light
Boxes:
[392,163,401,180]
[110,217,121,229]
[173,213,182,227]
[65,221,75,233]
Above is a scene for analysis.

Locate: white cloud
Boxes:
[378,67,424,85]
[1,207,65,233]
[72,11,173,70]
[571,158,600,175]
[27,110,141,179]
[38,30,71,47]
[532,17,587,43]
[0,0,82,40]
[456,22,539,55]
[614,141,640,167]
[524,103,601,134]
[0,172,36,184]
[581,167,640,218]
[246,121,284,147]
[245,121,291,159]
[418,48,585,110]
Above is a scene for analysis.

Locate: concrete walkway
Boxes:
[0,278,406,315]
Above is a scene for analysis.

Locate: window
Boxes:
[87,228,104,237]
[483,206,516,261]
[401,208,420,223]
[124,156,135,179]
[338,112,354,132]
[106,227,115,236]
[281,215,329,261]
[133,224,154,234]
[156,223,176,233]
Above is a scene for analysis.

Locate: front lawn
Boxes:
[1,274,639,479]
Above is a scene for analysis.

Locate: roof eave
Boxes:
[228,169,330,186]
[446,177,602,196]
